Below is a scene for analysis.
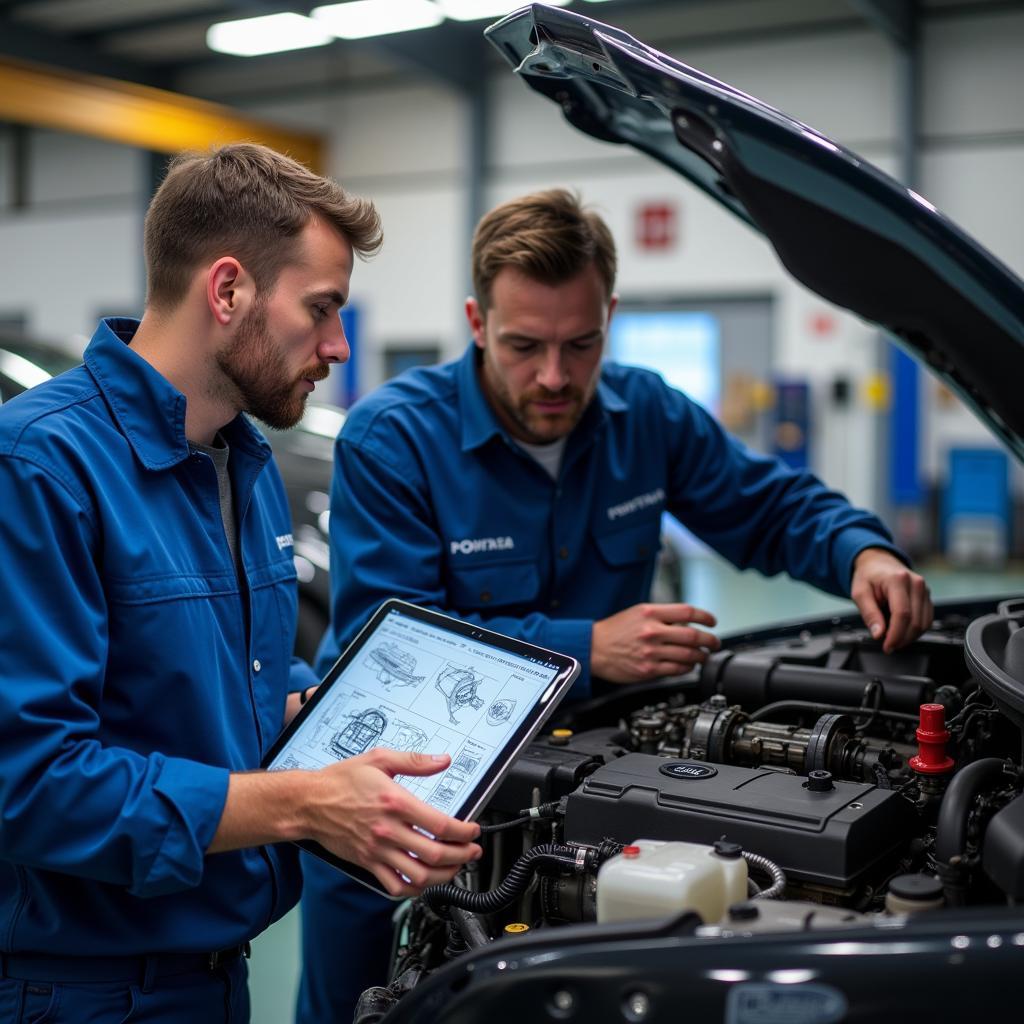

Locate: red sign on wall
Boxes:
[636,201,678,250]
[808,311,837,337]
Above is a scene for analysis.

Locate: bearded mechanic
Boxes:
[0,144,480,1023]
[296,188,933,1021]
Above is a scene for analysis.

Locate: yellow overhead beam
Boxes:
[0,57,324,172]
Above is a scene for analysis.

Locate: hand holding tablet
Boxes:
[302,748,481,897]
[263,600,580,896]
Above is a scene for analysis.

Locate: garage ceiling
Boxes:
[0,0,1013,107]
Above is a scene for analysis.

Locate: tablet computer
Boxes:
[262,598,580,895]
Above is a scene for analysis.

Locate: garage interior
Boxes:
[1,0,1023,1018]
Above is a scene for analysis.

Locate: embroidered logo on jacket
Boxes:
[607,487,666,521]
[275,533,294,551]
[449,536,515,556]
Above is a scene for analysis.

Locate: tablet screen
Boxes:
[265,601,578,827]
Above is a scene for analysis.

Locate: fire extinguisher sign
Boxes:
[636,201,678,250]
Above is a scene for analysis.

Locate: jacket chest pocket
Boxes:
[448,557,540,611]
[592,518,662,569]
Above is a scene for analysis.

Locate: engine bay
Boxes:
[355,597,1024,1022]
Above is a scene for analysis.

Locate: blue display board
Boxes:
[336,304,360,408]
[773,378,810,471]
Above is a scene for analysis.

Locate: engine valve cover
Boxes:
[564,753,914,889]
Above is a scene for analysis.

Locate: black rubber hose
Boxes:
[424,844,580,914]
[352,987,397,1024]
[749,699,919,725]
[934,757,1007,864]
[450,907,490,949]
[478,815,532,834]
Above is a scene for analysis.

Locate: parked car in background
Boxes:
[356,6,1024,1024]
[0,333,338,663]
[258,403,340,661]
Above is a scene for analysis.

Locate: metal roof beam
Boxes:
[367,22,488,96]
[69,3,257,44]
[847,0,918,48]
[157,23,490,98]
[0,14,173,86]
[67,0,320,45]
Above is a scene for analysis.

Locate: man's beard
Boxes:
[482,360,587,444]
[216,304,327,430]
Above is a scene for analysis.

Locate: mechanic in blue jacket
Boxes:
[297,188,934,1022]
[0,143,480,1024]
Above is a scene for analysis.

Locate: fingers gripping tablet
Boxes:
[262,600,580,896]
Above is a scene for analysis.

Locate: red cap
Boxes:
[622,845,641,858]
[909,703,955,775]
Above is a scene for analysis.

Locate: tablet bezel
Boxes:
[261,598,580,896]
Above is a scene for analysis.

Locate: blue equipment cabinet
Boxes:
[943,447,1010,566]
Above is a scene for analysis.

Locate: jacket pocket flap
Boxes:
[593,520,660,568]
[449,558,540,609]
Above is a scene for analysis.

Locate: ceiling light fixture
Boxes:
[435,0,570,22]
[312,0,445,39]
[206,12,335,57]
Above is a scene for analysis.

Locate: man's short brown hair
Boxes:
[144,143,382,310]
[471,189,616,310]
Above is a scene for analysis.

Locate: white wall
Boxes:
[251,83,471,385]
[0,130,143,345]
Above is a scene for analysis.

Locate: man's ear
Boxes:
[207,257,252,326]
[465,297,486,350]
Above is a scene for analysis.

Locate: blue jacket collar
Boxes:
[84,317,271,471]
[456,342,628,453]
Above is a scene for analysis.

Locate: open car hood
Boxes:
[486,4,1024,461]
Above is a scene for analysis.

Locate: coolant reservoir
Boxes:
[596,838,747,924]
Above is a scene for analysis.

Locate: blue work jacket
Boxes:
[315,344,903,699]
[0,319,315,956]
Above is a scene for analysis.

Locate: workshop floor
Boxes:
[247,554,1024,1023]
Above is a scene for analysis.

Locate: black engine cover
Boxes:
[564,753,914,889]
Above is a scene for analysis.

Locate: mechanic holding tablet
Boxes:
[0,143,479,1024]
[297,188,934,1023]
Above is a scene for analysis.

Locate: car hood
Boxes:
[486,4,1024,460]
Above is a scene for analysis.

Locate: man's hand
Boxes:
[591,602,720,684]
[284,684,319,726]
[307,749,482,897]
[850,548,933,653]
[210,750,481,899]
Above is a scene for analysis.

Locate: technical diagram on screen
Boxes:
[262,599,579,896]
[435,663,487,723]
[365,641,425,689]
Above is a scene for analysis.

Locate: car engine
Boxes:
[355,597,1024,1022]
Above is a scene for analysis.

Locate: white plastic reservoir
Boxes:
[596,838,748,924]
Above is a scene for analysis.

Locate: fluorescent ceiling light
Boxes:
[312,0,444,39]
[207,13,334,56]
[436,0,570,21]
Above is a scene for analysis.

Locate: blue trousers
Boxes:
[0,958,248,1023]
[295,851,394,1024]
